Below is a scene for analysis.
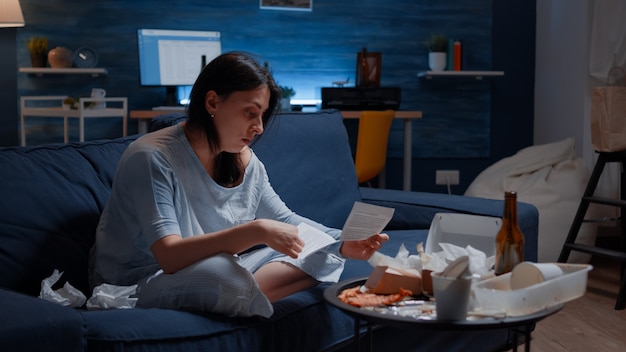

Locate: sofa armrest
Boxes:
[359,187,539,261]
[0,288,85,351]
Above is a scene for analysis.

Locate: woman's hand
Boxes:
[340,233,389,260]
[256,219,304,259]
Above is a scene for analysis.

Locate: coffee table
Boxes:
[324,277,562,352]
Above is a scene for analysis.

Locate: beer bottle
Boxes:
[494,191,525,275]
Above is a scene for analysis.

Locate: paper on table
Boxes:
[297,222,337,258]
[340,201,394,241]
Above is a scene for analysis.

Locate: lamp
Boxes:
[0,0,25,27]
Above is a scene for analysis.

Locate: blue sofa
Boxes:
[0,109,538,351]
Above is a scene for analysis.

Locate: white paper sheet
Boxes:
[297,222,337,258]
[340,201,394,241]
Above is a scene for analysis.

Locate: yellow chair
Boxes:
[354,110,395,186]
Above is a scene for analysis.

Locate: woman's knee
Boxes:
[136,253,273,317]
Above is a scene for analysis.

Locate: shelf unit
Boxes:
[20,96,127,146]
[18,67,108,77]
[417,70,504,80]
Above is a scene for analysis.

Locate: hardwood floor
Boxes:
[522,256,626,352]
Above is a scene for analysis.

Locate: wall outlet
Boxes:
[435,170,460,185]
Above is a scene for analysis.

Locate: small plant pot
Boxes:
[428,52,447,71]
[30,53,47,67]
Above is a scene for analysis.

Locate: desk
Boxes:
[21,96,127,146]
[130,109,422,191]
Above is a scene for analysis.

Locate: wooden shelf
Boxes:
[19,67,108,77]
[417,70,504,80]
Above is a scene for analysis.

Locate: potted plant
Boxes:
[279,85,295,111]
[424,34,447,71]
[27,36,48,67]
[63,97,76,110]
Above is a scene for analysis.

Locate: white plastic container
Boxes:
[471,263,592,316]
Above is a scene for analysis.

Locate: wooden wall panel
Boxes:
[13,0,535,192]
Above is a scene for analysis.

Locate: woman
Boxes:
[91,52,388,318]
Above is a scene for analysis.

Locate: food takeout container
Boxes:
[421,213,501,294]
[365,265,422,294]
[425,213,501,256]
[471,263,592,316]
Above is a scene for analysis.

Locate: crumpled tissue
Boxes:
[418,242,494,279]
[366,243,496,296]
[86,283,138,310]
[39,269,87,307]
[367,243,421,269]
[368,242,494,279]
[366,244,422,294]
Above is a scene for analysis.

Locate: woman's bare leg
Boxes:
[254,261,318,302]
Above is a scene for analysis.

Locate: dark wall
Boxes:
[388,0,537,194]
[0,28,19,147]
[10,0,535,194]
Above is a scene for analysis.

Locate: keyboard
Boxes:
[152,106,186,111]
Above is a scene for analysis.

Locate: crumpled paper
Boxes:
[86,283,138,310]
[39,269,87,307]
[39,269,138,310]
[367,244,421,270]
[419,242,495,279]
[368,242,495,279]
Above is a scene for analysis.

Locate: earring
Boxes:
[209,113,215,118]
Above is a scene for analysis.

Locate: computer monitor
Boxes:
[137,28,221,105]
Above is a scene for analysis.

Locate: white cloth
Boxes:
[465,138,595,262]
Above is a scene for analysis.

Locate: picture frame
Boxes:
[356,50,382,87]
[260,0,313,11]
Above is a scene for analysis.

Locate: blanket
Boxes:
[465,138,595,262]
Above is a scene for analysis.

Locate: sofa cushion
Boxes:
[82,307,265,351]
[149,112,188,132]
[0,288,85,351]
[253,110,361,229]
[0,137,137,296]
[81,284,356,352]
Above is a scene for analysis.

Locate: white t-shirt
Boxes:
[94,123,339,286]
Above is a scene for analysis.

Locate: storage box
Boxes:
[472,263,592,316]
[425,213,501,256]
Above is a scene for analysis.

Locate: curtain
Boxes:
[589,0,626,83]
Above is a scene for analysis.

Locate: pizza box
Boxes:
[425,213,502,256]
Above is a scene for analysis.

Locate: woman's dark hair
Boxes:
[186,52,280,186]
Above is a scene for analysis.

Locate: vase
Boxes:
[30,53,47,67]
[48,47,73,68]
[428,52,447,71]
